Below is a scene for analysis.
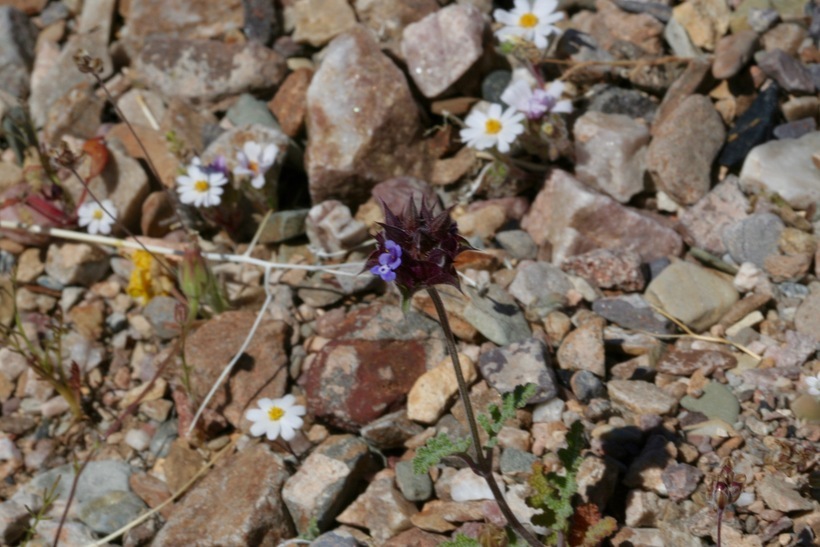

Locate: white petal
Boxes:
[280,423,296,441]
[249,422,267,437]
[261,144,279,166]
[533,0,558,17]
[251,174,266,189]
[97,220,112,235]
[493,9,518,25]
[279,394,295,407]
[553,99,573,114]
[513,0,532,15]
[501,79,533,111]
[533,31,548,49]
[244,141,261,160]
[486,103,503,119]
[246,408,265,422]
[265,421,281,441]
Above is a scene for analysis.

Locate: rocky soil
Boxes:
[0,0,819,546]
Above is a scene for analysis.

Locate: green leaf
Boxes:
[480,383,537,449]
[526,420,587,544]
[412,434,470,475]
[440,534,482,547]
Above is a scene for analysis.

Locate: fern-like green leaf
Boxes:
[582,515,618,546]
[481,383,538,448]
[412,434,470,475]
[527,420,586,544]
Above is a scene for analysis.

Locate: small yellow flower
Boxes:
[126,250,172,305]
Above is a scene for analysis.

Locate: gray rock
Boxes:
[571,370,606,402]
[574,111,650,203]
[463,284,531,345]
[661,463,703,501]
[757,473,815,512]
[135,37,286,102]
[0,7,36,98]
[664,17,701,58]
[755,48,815,94]
[500,447,538,478]
[773,117,817,140]
[78,490,147,534]
[359,410,424,450]
[522,170,683,264]
[586,84,658,122]
[225,93,278,128]
[478,337,558,403]
[723,213,785,269]
[495,230,538,260]
[739,130,820,209]
[401,4,485,98]
[44,243,109,287]
[306,26,429,206]
[646,94,725,205]
[508,260,573,318]
[305,200,368,254]
[644,260,738,332]
[607,380,678,415]
[395,460,432,502]
[794,288,820,341]
[0,500,29,545]
[483,69,513,104]
[120,0,244,47]
[143,296,181,340]
[678,176,750,256]
[155,444,294,546]
[680,381,740,424]
[283,435,373,535]
[149,419,178,457]
[592,294,673,334]
[258,209,309,244]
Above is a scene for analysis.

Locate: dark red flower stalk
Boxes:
[364,197,472,305]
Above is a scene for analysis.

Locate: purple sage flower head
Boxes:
[364,197,473,303]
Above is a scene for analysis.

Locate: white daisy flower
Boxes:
[805,372,820,398]
[234,141,279,189]
[176,160,229,208]
[501,78,573,119]
[245,394,306,441]
[460,103,525,153]
[494,0,565,50]
[77,199,117,235]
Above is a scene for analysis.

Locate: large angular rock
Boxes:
[291,0,358,47]
[678,176,750,255]
[306,26,430,206]
[739,130,820,209]
[185,311,290,429]
[646,94,725,205]
[153,444,293,546]
[574,111,650,203]
[521,170,683,264]
[354,0,439,58]
[283,435,373,535]
[401,4,485,98]
[135,38,286,102]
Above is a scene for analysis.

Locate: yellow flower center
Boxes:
[485,119,502,135]
[249,160,259,173]
[92,209,104,220]
[519,12,538,28]
[194,180,210,192]
[267,406,285,421]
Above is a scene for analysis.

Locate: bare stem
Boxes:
[426,287,544,547]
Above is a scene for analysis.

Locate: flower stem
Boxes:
[426,287,544,547]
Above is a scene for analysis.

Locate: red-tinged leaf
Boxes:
[82,136,109,180]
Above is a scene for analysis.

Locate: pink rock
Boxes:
[521,170,683,264]
[354,0,440,59]
[677,176,750,255]
[561,248,645,291]
[121,0,244,47]
[306,26,430,205]
[401,4,486,98]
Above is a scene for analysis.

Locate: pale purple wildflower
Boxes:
[501,79,573,120]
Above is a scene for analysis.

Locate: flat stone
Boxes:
[561,248,645,292]
[644,260,738,332]
[521,169,683,264]
[77,490,146,535]
[723,213,785,269]
[657,347,736,376]
[557,319,606,377]
[407,353,476,424]
[402,4,485,98]
[755,48,815,94]
[607,379,678,415]
[646,94,725,205]
[712,29,757,79]
[462,284,532,346]
[574,111,650,203]
[121,0,244,46]
[154,444,293,546]
[135,37,286,102]
[678,176,750,256]
[592,294,673,334]
[508,260,573,318]
[757,473,815,512]
[738,129,820,209]
[479,337,558,404]
[186,311,290,429]
[680,381,740,424]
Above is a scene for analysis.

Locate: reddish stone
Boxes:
[269,67,313,137]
